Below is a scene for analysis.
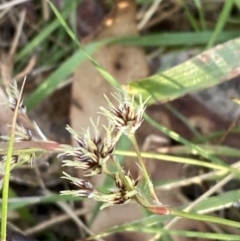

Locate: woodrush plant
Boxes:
[59,87,169,214]
[3,82,240,241]
[0,82,169,240]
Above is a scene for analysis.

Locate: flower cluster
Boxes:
[100,89,149,135]
[61,89,149,210]
[61,168,139,210]
[61,172,95,198]
[103,170,139,207]
[62,120,116,176]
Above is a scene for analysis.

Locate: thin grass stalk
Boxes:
[1,78,26,241]
[129,134,158,202]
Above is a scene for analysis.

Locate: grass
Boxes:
[1,0,240,240]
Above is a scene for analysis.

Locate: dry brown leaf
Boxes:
[71,0,148,134]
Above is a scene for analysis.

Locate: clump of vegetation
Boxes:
[2,1,240,241]
[60,90,169,214]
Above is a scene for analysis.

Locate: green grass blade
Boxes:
[16,3,75,61]
[171,209,240,229]
[181,0,200,31]
[154,144,240,157]
[235,0,240,9]
[143,113,229,167]
[207,0,234,48]
[25,41,104,110]
[165,103,204,140]
[194,0,206,30]
[48,0,120,90]
[0,194,83,211]
[129,37,240,104]
[192,189,240,214]
[1,81,26,240]
[114,150,231,172]
[8,188,34,223]
[112,31,240,47]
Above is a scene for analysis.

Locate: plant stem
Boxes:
[129,134,158,202]
[102,159,115,180]
[1,144,13,241]
[1,79,26,241]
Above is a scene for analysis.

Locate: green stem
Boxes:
[1,85,26,241]
[102,159,115,180]
[129,134,158,202]
[170,208,240,228]
[1,80,26,241]
[1,143,14,241]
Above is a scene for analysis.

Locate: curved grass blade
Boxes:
[25,41,105,110]
[16,2,76,61]
[127,227,240,240]
[111,31,240,47]
[0,194,83,211]
[129,38,240,104]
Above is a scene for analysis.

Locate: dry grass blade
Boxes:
[0,9,26,86]
[0,0,31,10]
[138,0,163,30]
[24,208,89,236]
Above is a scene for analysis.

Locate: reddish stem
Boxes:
[146,205,170,215]
[0,141,61,151]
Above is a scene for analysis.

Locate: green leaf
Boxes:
[153,144,240,157]
[129,37,240,105]
[25,41,105,110]
[0,194,82,211]
[16,2,76,61]
[207,0,234,48]
[111,31,240,47]
[8,188,33,223]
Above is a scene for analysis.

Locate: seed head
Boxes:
[98,188,138,210]
[62,120,116,176]
[109,189,130,204]
[96,169,139,210]
[61,172,95,198]
[100,89,149,135]
[115,170,139,190]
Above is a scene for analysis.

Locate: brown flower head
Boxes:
[61,172,95,198]
[100,89,150,135]
[115,170,139,191]
[62,120,116,176]
[98,187,138,210]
